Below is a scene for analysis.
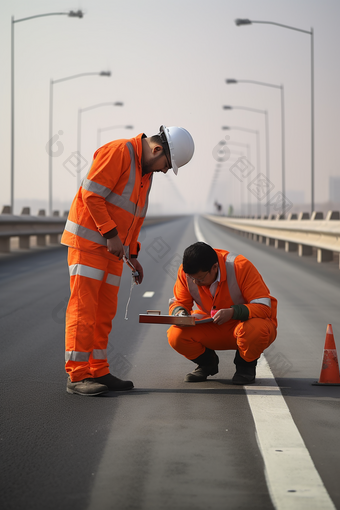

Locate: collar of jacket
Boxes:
[128,133,144,170]
[129,133,152,184]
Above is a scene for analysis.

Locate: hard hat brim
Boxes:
[159,125,178,175]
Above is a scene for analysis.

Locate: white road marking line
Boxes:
[143,291,155,298]
[247,356,335,509]
[194,215,336,510]
[194,215,205,242]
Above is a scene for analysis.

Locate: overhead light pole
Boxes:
[235,18,314,213]
[48,71,111,215]
[222,126,260,217]
[77,102,124,189]
[223,105,269,216]
[10,9,83,214]
[226,79,285,214]
[97,124,134,148]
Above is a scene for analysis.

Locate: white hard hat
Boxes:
[159,125,195,175]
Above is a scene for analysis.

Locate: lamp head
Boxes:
[235,18,252,26]
[68,10,83,18]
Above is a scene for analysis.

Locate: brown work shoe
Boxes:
[66,377,109,396]
[94,373,134,391]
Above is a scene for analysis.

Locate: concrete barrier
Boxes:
[205,212,340,269]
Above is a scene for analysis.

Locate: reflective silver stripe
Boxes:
[69,264,105,281]
[105,143,151,219]
[139,174,153,218]
[82,178,112,198]
[65,219,107,246]
[169,296,176,306]
[65,351,90,362]
[106,142,136,212]
[106,192,137,214]
[226,253,245,305]
[92,349,107,359]
[250,297,271,307]
[105,273,121,286]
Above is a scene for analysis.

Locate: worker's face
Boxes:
[142,146,171,175]
[187,263,218,287]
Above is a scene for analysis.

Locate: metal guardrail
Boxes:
[205,212,340,267]
[0,207,185,253]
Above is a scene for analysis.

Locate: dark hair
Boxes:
[150,134,163,145]
[182,242,218,274]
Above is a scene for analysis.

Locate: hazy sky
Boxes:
[1,0,339,215]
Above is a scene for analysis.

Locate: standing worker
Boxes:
[167,242,277,384]
[61,126,195,396]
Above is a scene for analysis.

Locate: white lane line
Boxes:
[143,291,155,298]
[194,215,336,510]
[247,357,335,510]
[194,215,206,242]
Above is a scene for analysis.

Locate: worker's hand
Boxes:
[107,236,125,259]
[130,259,144,284]
[212,308,234,325]
[174,309,189,317]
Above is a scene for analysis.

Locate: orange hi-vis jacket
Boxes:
[61,134,152,259]
[169,249,277,327]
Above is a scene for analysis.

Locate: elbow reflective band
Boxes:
[250,297,271,307]
[231,304,249,321]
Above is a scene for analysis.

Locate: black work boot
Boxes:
[184,348,219,382]
[232,350,258,385]
[66,377,109,396]
[94,373,134,391]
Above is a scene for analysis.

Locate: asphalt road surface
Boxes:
[1,215,340,510]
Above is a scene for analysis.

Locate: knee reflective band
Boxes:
[69,264,105,281]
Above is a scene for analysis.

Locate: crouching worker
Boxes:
[167,242,277,384]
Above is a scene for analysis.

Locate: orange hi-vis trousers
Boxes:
[65,248,123,382]
[167,317,276,362]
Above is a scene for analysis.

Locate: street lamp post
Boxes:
[48,71,111,215]
[228,141,251,217]
[235,18,314,213]
[10,10,83,214]
[222,126,260,217]
[226,79,286,214]
[97,124,134,148]
[223,105,269,216]
[77,102,124,189]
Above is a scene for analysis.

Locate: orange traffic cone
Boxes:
[313,324,340,385]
